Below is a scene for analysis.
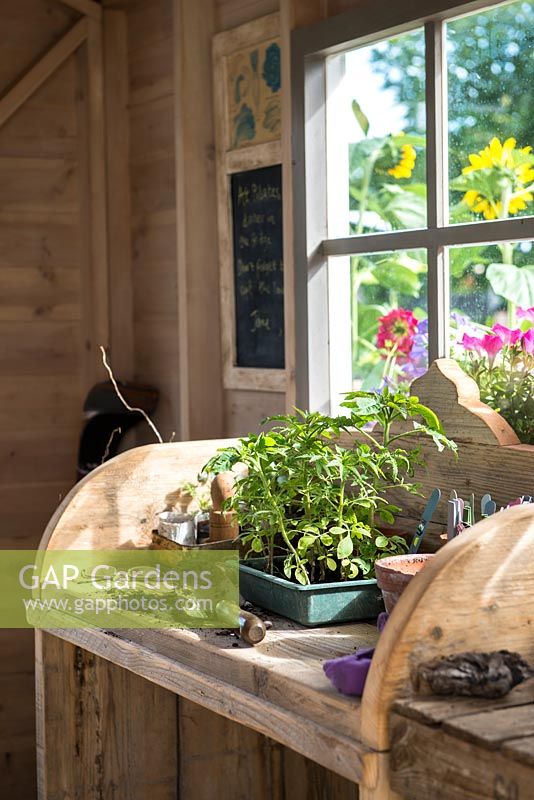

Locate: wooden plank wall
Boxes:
[0,1,93,795]
[120,0,370,443]
[125,0,226,443]
[126,0,181,442]
[122,0,286,439]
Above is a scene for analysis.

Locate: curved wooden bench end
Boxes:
[361,503,534,751]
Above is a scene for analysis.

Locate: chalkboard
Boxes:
[231,165,285,370]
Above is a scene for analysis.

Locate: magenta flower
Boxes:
[522,328,534,356]
[481,334,503,366]
[517,306,534,323]
[492,324,522,346]
[376,308,418,358]
[461,333,484,355]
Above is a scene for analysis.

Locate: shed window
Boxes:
[293,0,534,413]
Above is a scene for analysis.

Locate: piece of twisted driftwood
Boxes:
[413,650,533,698]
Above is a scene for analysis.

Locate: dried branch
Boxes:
[99,346,163,444]
[102,426,122,464]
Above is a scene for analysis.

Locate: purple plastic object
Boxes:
[323,648,374,696]
[322,612,389,696]
[377,611,388,632]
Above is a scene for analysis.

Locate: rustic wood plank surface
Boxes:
[389,711,534,800]
[391,679,534,798]
[442,704,534,748]
[55,0,102,20]
[501,736,534,768]
[391,678,534,726]
[36,366,534,798]
[37,631,364,800]
[104,7,134,378]
[126,0,181,443]
[173,0,224,440]
[36,631,178,800]
[44,622,379,786]
[178,698,278,800]
[121,617,378,741]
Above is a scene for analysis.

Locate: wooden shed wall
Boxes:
[122,0,290,439]
[110,0,372,443]
[0,1,105,794]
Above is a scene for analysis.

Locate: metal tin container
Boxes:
[157,511,196,546]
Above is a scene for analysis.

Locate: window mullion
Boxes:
[426,19,449,361]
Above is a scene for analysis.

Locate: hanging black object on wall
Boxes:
[76,382,159,480]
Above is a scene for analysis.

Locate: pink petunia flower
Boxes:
[481,334,503,366]
[517,307,534,323]
[522,328,534,356]
[461,333,485,355]
[492,324,522,346]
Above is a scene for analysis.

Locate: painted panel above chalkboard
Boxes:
[226,39,281,150]
[231,165,284,370]
[213,12,287,392]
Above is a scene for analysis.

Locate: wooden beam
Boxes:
[173,0,191,440]
[281,0,301,411]
[173,0,224,440]
[87,17,111,360]
[0,19,88,129]
[55,0,102,20]
[103,9,134,377]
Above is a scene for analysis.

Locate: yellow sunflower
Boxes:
[461,137,534,220]
[388,144,417,179]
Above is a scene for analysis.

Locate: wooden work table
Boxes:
[36,363,534,799]
[37,618,379,788]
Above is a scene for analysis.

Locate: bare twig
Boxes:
[102,426,122,464]
[99,346,163,444]
[169,431,176,443]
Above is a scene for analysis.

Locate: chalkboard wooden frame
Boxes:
[213,13,287,392]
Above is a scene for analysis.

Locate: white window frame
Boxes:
[292,0,534,412]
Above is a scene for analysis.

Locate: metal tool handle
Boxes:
[216,601,266,645]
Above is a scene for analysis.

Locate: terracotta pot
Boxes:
[375,553,434,614]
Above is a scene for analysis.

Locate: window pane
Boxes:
[449,241,534,445]
[449,240,534,337]
[329,250,428,407]
[448,0,534,223]
[326,29,426,239]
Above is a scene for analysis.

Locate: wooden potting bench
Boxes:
[36,361,534,799]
